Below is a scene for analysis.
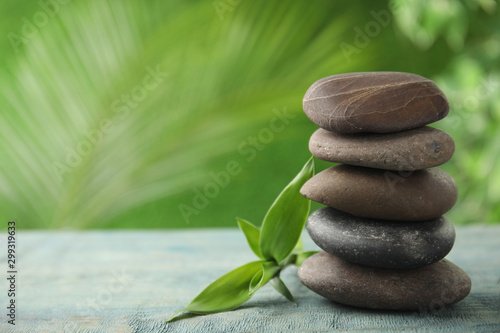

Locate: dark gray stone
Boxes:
[303,72,449,134]
[298,252,471,311]
[300,164,458,221]
[309,126,455,171]
[306,207,455,269]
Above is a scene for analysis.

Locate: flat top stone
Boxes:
[306,207,456,269]
[309,126,455,171]
[298,252,471,311]
[303,72,449,134]
[300,165,458,221]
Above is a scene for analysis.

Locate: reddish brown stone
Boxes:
[300,165,457,221]
[298,252,471,311]
[303,72,449,134]
[309,126,455,171]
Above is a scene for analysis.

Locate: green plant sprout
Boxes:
[168,157,316,322]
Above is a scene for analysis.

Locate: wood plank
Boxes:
[0,226,499,332]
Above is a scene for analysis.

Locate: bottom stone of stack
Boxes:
[298,252,471,311]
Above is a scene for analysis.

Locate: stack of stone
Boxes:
[297,72,471,310]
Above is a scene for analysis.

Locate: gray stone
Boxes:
[306,207,455,269]
[298,252,471,310]
[303,72,449,134]
[309,126,455,171]
[300,164,457,221]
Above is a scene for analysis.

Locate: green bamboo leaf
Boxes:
[249,261,281,294]
[294,237,304,252]
[167,261,264,322]
[294,251,319,267]
[270,276,297,306]
[259,157,314,263]
[237,218,263,259]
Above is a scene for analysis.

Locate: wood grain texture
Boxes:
[0,227,499,332]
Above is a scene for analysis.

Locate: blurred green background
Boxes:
[0,0,499,229]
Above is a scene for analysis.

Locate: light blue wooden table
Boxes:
[1,226,499,332]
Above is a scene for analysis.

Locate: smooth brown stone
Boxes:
[300,165,457,221]
[298,252,471,311]
[303,72,449,134]
[309,126,455,171]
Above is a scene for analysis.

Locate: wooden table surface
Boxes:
[1,226,499,332]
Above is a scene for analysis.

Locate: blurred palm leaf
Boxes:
[0,0,371,228]
[4,0,497,228]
